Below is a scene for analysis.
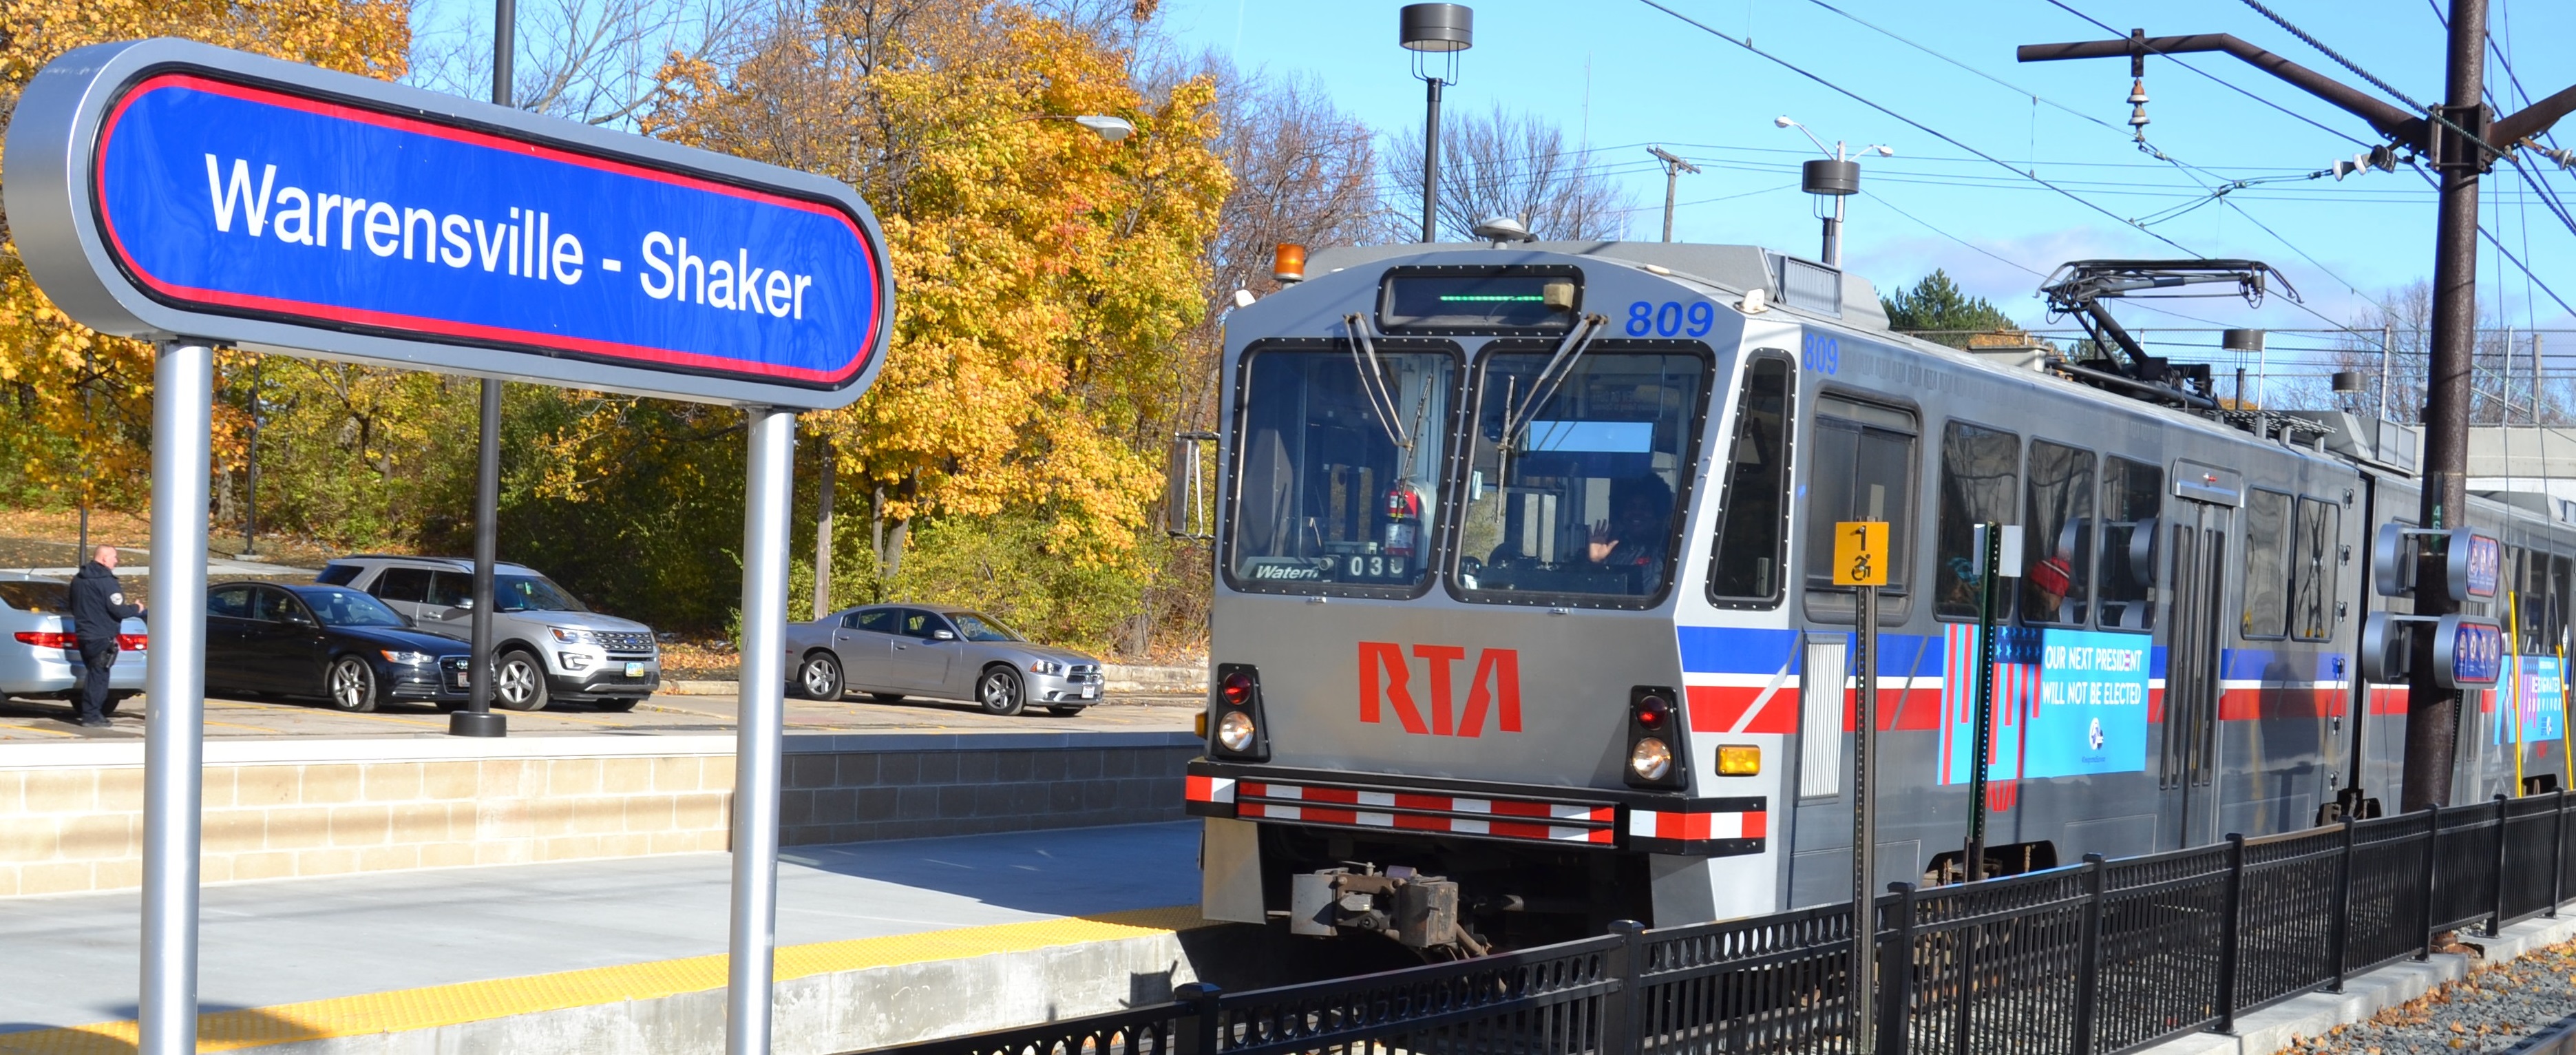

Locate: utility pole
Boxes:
[2020,0,2576,813]
[1648,146,1701,242]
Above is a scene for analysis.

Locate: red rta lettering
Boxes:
[1359,643,1521,736]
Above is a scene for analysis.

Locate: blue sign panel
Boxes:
[6,39,896,408]
[2463,533,2502,600]
[2023,629,2153,778]
[96,74,880,388]
[2441,618,2505,689]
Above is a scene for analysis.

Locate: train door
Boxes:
[2162,463,2239,848]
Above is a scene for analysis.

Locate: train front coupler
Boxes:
[1286,865,1488,957]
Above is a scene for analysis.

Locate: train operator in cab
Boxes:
[1583,475,1674,593]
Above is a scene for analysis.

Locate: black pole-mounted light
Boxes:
[1401,4,1472,244]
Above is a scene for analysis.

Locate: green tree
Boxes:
[1881,269,2019,349]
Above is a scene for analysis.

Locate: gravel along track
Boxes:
[2293,940,2576,1052]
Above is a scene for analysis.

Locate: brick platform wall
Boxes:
[778,732,1197,845]
[0,730,1200,898]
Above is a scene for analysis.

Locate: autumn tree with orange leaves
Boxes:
[0,0,410,512]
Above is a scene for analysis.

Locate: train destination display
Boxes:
[6,38,895,409]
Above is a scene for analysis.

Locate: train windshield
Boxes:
[1456,346,1707,602]
[1230,345,1458,592]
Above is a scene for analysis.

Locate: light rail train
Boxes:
[1181,238,2571,953]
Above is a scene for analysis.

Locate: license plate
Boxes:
[1081,685,1097,699]
[451,671,469,689]
[624,662,646,678]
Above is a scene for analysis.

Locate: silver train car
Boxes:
[1182,239,2574,951]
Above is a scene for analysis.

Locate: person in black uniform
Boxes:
[67,545,144,728]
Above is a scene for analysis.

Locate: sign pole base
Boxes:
[448,711,507,738]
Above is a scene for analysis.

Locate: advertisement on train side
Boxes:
[1936,626,2151,784]
[2493,655,2566,745]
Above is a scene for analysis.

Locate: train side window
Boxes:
[2289,497,2338,642]
[2515,548,2558,655]
[2241,488,2292,640]
[2023,441,2095,626]
[1802,395,1918,617]
[2096,457,2161,631]
[1933,421,2018,621]
[1707,353,1795,606]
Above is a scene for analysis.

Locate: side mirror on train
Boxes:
[1165,432,1217,540]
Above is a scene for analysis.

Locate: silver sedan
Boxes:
[0,573,148,710]
[783,605,1103,716]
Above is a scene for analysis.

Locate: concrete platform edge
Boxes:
[2135,912,2576,1055]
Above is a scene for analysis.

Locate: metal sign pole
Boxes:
[1851,581,1879,1052]
[1965,522,2004,881]
[140,339,213,1055]
[1832,518,1888,1051]
[728,408,796,1055]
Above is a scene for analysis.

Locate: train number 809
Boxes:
[1626,300,1714,338]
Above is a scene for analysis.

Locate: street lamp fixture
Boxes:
[1775,116,1892,267]
[1066,114,1134,142]
[1402,3,1472,243]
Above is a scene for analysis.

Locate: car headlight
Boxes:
[1216,711,1257,753]
[550,627,597,645]
[1629,737,1674,782]
[379,650,433,665]
[1028,659,1064,675]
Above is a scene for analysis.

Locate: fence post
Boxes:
[2073,855,2107,1055]
[2553,791,2568,917]
[1605,919,1645,1055]
[2328,817,2355,992]
[2215,833,2245,1034]
[1879,882,1916,1055]
[1175,982,1221,1055]
[2420,802,2442,962]
[2493,794,2511,937]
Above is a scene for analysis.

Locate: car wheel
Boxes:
[976,667,1025,716]
[593,699,639,713]
[493,650,550,711]
[796,652,843,700]
[1047,705,1086,718]
[326,656,378,713]
[869,692,907,703]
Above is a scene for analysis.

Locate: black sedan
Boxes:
[207,582,472,712]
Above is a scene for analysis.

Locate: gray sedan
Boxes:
[783,605,1102,716]
[0,573,147,711]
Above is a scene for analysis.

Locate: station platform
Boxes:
[0,821,1257,1054]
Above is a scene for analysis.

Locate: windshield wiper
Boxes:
[1501,313,1609,451]
[1342,313,1414,453]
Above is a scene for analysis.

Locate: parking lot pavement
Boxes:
[0,689,1201,741]
[0,820,1201,1033]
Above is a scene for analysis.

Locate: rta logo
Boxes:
[1358,643,1521,737]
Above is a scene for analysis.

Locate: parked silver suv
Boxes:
[315,556,659,711]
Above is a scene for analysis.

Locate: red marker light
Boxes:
[1221,671,1254,706]
[1635,694,1671,729]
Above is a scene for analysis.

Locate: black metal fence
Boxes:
[848,793,2576,1055]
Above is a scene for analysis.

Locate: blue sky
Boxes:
[1154,0,2576,355]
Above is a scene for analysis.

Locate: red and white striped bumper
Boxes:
[1186,762,1764,857]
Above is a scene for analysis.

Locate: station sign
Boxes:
[2372,525,2502,603]
[4,39,895,409]
[2359,611,2504,689]
[2434,615,2504,689]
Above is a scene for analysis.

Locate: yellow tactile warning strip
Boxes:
[0,906,1216,1054]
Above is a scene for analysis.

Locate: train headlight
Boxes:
[1629,738,1674,782]
[1217,711,1258,753]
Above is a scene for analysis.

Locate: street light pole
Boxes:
[1400,4,1472,243]
[455,0,514,738]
